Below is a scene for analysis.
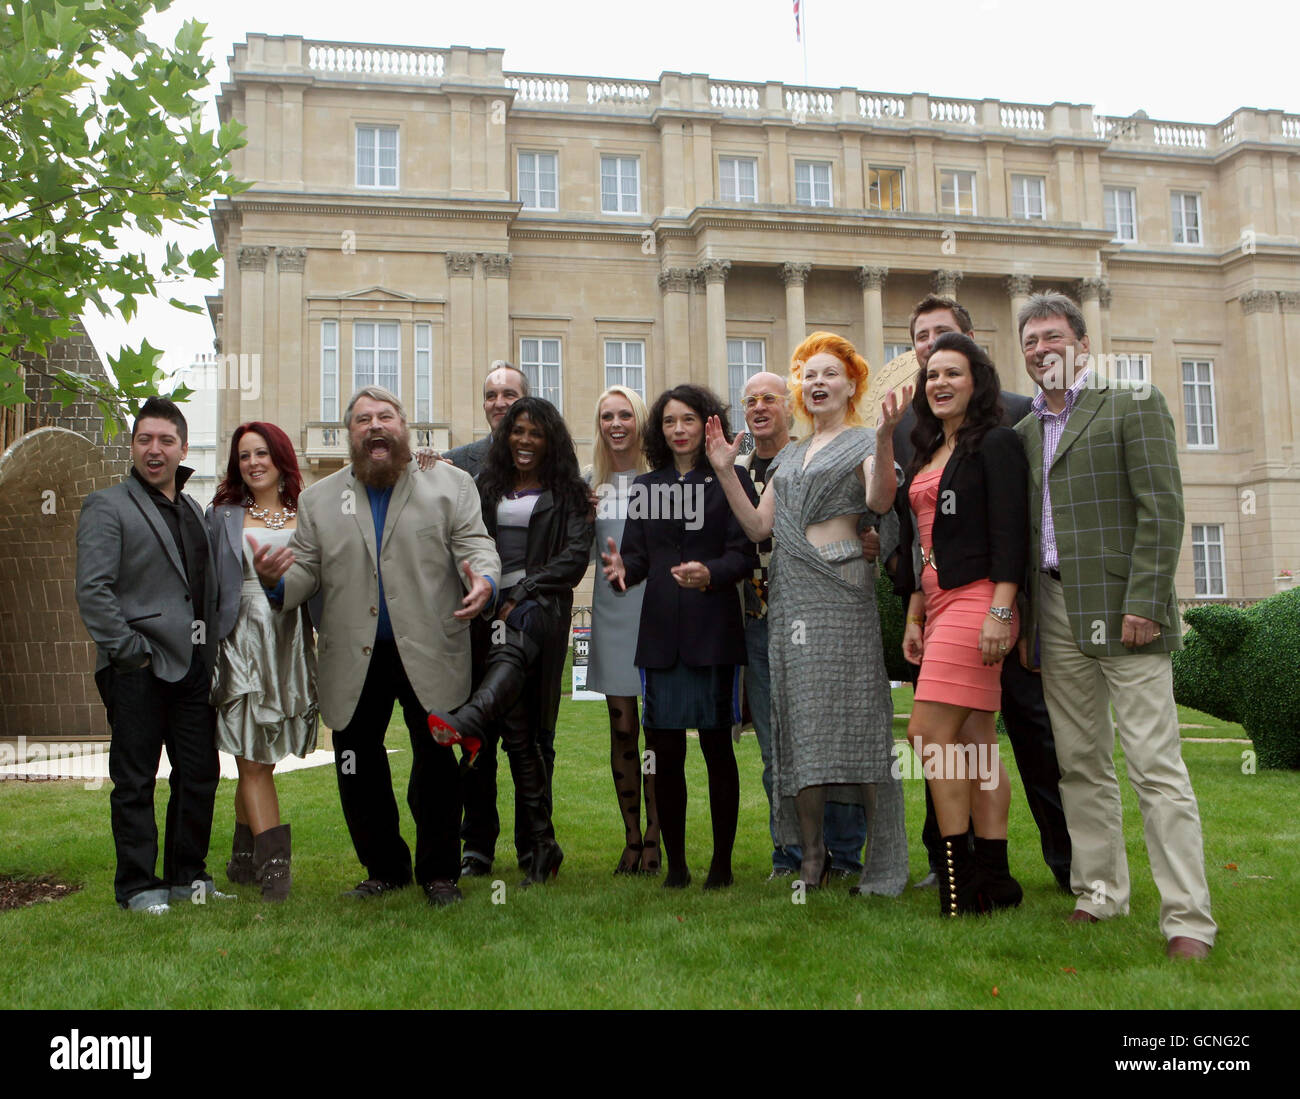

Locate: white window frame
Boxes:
[1104,186,1137,242]
[867,167,905,211]
[727,338,767,425]
[352,321,400,396]
[321,320,340,422]
[356,125,399,189]
[1182,359,1217,449]
[520,337,563,410]
[1010,174,1046,219]
[600,155,640,214]
[603,339,646,398]
[1191,524,1226,597]
[939,169,977,215]
[413,323,433,423]
[718,156,758,203]
[1171,191,1202,245]
[794,160,833,207]
[1111,352,1149,386]
[884,341,913,363]
[518,150,558,211]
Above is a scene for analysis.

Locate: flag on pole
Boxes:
[794,0,801,42]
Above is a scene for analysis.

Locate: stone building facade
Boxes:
[211,35,1300,600]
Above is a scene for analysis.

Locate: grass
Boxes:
[1,678,1296,1010]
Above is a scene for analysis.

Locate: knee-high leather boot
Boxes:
[427,627,542,756]
[497,705,562,887]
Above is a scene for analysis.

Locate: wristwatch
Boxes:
[987,606,1014,623]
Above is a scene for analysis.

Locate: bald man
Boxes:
[442,362,529,478]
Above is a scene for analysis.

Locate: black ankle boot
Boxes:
[522,839,563,887]
[938,833,985,917]
[973,837,1023,910]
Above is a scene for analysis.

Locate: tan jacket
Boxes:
[278,460,501,729]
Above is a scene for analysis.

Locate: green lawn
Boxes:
[1,682,1295,1009]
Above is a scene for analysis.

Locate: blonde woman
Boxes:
[586,385,659,874]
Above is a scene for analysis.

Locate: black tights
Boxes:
[607,696,659,871]
[650,727,738,885]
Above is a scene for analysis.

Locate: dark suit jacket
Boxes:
[618,464,758,669]
[76,474,218,680]
[480,485,594,621]
[445,437,490,478]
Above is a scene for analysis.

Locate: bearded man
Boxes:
[252,386,500,906]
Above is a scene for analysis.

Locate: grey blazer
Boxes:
[206,501,323,640]
[76,477,218,681]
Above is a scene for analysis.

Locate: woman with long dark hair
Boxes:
[586,385,660,875]
[428,397,592,887]
[898,331,1028,916]
[207,422,318,901]
[705,333,909,895]
[602,384,758,889]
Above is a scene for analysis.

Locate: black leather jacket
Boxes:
[480,484,594,619]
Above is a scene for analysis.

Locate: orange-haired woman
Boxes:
[706,332,910,894]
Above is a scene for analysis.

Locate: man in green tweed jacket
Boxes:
[1014,292,1215,960]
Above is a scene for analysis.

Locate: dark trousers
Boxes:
[461,606,557,866]
[333,640,461,885]
[920,655,1072,885]
[97,650,219,906]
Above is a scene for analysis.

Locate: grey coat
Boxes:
[76,476,218,681]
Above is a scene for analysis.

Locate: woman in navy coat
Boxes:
[602,384,758,889]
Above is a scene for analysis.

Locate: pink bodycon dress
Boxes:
[909,467,1018,712]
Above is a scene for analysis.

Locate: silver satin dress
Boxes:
[211,527,319,763]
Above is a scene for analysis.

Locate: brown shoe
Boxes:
[1166,936,1211,960]
[253,824,291,903]
[1067,908,1100,923]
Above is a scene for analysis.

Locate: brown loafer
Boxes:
[1067,908,1100,923]
[423,880,464,907]
[1166,936,1211,960]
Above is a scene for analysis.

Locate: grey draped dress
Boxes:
[211,527,319,763]
[767,427,908,891]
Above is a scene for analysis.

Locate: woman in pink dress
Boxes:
[898,333,1029,917]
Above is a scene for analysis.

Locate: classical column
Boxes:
[480,253,512,373]
[1281,291,1300,458]
[698,259,732,399]
[275,246,307,436]
[1006,274,1034,357]
[1098,281,1113,355]
[446,252,477,444]
[1239,289,1283,595]
[932,269,963,299]
[780,262,811,359]
[658,267,695,390]
[235,245,271,443]
[856,266,888,370]
[1077,278,1105,348]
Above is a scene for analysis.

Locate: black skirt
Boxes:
[641,661,740,730]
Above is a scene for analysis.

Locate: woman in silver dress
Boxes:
[586,385,659,875]
[706,332,911,893]
[207,422,318,901]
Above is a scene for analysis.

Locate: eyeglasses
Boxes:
[741,393,784,409]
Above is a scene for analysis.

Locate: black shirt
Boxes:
[744,455,776,617]
[130,465,208,634]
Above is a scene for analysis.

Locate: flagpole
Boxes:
[802,0,809,85]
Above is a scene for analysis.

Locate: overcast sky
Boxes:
[79,0,1300,385]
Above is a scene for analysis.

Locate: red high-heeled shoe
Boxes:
[427,712,482,769]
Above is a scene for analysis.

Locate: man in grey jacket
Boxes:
[441,361,528,475]
[76,397,225,914]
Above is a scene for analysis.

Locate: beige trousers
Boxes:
[1038,575,1216,945]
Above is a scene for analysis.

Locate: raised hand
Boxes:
[248,534,294,586]
[877,384,914,436]
[704,414,742,475]
[455,559,493,619]
[601,536,626,592]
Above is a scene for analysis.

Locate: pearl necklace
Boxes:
[247,502,295,530]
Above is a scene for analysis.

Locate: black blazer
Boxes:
[618,463,758,670]
[480,484,594,621]
[895,426,1029,594]
[889,392,1033,599]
